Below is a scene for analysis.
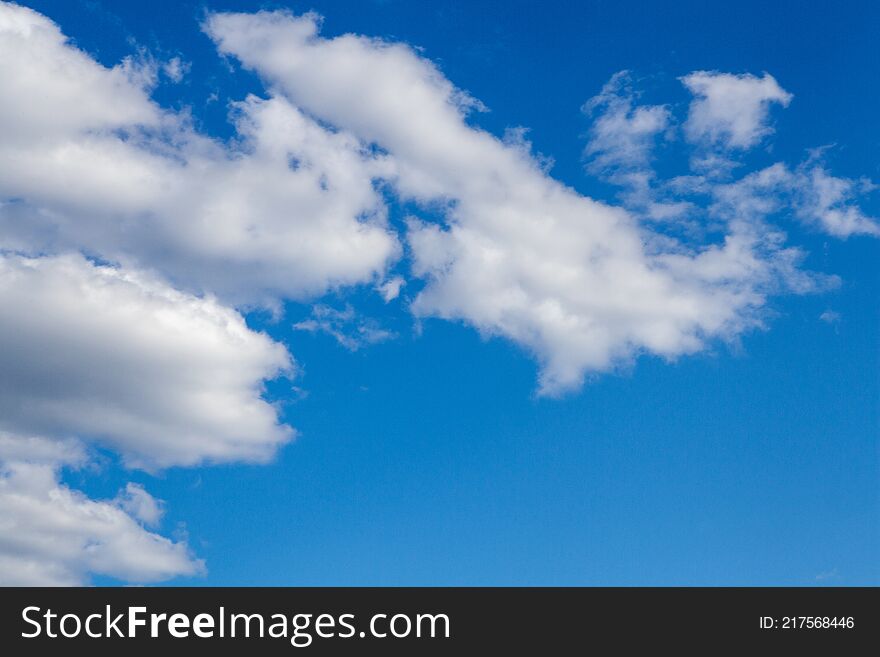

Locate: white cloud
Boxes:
[585,72,878,240]
[681,71,792,150]
[0,432,86,468]
[162,56,190,83]
[0,247,287,583]
[377,275,405,302]
[117,483,165,528]
[792,164,879,237]
[0,3,159,141]
[0,432,202,586]
[205,10,826,394]
[583,71,671,176]
[710,161,879,238]
[0,434,202,586]
[294,304,395,351]
[582,71,692,221]
[0,2,399,305]
[819,310,841,324]
[0,2,384,585]
[0,252,294,469]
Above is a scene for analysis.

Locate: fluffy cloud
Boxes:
[0,253,293,469]
[681,71,792,150]
[0,433,202,586]
[205,10,828,394]
[0,2,361,585]
[0,250,289,583]
[0,2,399,305]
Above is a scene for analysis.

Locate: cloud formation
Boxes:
[681,71,792,150]
[0,252,289,583]
[0,253,293,469]
[0,433,202,586]
[0,2,399,305]
[294,304,396,351]
[583,72,880,239]
[583,71,671,176]
[205,10,851,394]
[0,3,875,583]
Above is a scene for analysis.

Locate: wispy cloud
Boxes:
[294,304,396,351]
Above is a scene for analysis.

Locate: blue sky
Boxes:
[0,0,877,585]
